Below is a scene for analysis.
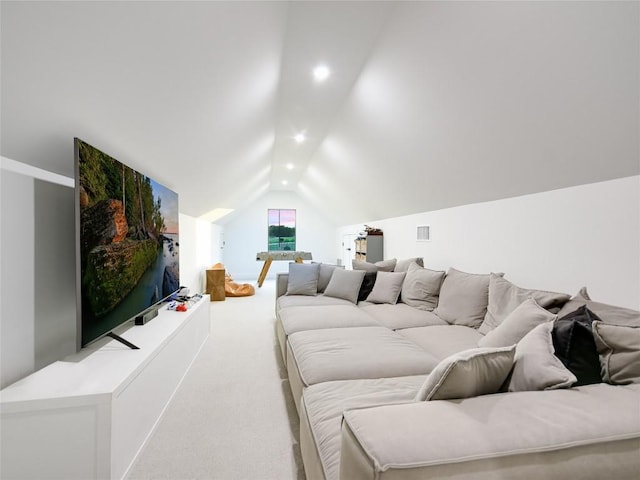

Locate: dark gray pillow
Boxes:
[357,272,377,302]
[552,305,603,386]
[285,262,320,296]
[323,269,366,304]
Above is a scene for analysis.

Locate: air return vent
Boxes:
[416,225,431,242]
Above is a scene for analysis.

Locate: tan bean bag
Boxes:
[212,263,255,297]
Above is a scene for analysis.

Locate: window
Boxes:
[268,209,296,251]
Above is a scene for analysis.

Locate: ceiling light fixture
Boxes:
[286,163,294,170]
[281,180,288,185]
[313,64,330,82]
[294,133,305,143]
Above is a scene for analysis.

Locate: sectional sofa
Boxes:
[275,259,640,480]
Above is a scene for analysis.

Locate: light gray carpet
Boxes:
[128,280,304,480]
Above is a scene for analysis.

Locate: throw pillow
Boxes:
[434,268,499,328]
[285,262,320,296]
[415,346,516,401]
[508,322,577,392]
[352,258,397,272]
[551,305,603,386]
[365,271,406,305]
[557,288,640,327]
[478,274,570,335]
[592,321,640,385]
[315,263,344,293]
[478,298,557,348]
[394,257,424,272]
[400,263,446,311]
[357,272,377,302]
[323,269,366,304]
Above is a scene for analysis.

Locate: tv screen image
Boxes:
[75,138,179,347]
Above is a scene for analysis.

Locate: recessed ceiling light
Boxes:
[294,133,305,143]
[313,64,330,82]
[281,180,288,185]
[286,163,294,170]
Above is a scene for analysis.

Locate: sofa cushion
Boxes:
[279,305,381,337]
[276,305,381,366]
[479,274,570,334]
[288,327,439,388]
[400,263,445,311]
[365,271,406,304]
[352,258,397,272]
[277,294,353,311]
[394,257,424,272]
[286,262,320,296]
[434,268,496,328]
[323,269,366,304]
[478,298,557,348]
[358,304,448,330]
[557,288,640,327]
[415,346,515,401]
[398,325,484,361]
[509,322,577,392]
[552,305,603,386]
[593,322,640,385]
[301,375,426,480]
[341,383,640,480]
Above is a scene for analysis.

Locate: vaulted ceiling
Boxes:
[2,1,638,225]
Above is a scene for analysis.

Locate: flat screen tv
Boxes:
[74,138,180,348]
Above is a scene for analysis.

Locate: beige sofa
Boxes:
[276,260,640,480]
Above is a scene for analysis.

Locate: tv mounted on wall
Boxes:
[74,138,180,349]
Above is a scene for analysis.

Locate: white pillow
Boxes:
[415,346,516,401]
[365,271,406,304]
[478,298,557,347]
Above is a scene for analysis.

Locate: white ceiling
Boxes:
[2,1,638,226]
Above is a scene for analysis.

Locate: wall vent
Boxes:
[416,225,431,242]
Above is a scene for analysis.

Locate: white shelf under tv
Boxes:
[0,296,210,480]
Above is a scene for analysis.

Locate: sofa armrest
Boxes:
[276,273,289,299]
[340,384,640,480]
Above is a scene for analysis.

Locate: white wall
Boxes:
[178,213,223,295]
[221,190,339,280]
[1,170,36,388]
[341,176,640,310]
[1,159,76,389]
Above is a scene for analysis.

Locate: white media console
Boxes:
[0,296,210,480]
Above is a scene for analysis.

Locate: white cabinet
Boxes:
[0,297,210,480]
